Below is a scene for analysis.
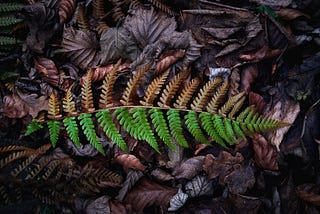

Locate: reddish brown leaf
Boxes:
[115,154,146,171]
[172,156,205,179]
[228,194,261,213]
[240,64,259,93]
[220,164,255,194]
[275,8,310,21]
[203,151,244,179]
[239,46,282,62]
[252,134,279,170]
[3,94,29,118]
[124,178,177,213]
[109,200,129,214]
[151,169,174,182]
[297,184,320,206]
[154,49,185,74]
[248,92,266,114]
[59,0,76,24]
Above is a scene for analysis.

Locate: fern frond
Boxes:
[174,77,201,109]
[191,77,223,111]
[121,63,152,105]
[0,16,23,27]
[81,69,95,112]
[206,81,229,113]
[63,117,81,147]
[48,93,62,119]
[63,86,77,115]
[115,107,141,140]
[77,4,90,29]
[0,3,24,12]
[199,112,225,147]
[141,69,169,106]
[218,92,245,117]
[92,0,105,19]
[79,113,105,155]
[158,70,188,107]
[131,107,159,153]
[96,109,128,152]
[25,120,43,136]
[146,0,176,16]
[47,121,61,147]
[212,114,233,144]
[0,36,21,46]
[167,109,188,147]
[11,154,38,177]
[0,150,37,169]
[99,59,122,109]
[149,108,176,151]
[27,156,55,180]
[228,95,246,119]
[185,111,209,145]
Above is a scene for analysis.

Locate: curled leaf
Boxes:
[172,156,205,180]
[168,188,189,211]
[151,168,174,182]
[253,134,278,170]
[154,49,185,74]
[115,154,146,171]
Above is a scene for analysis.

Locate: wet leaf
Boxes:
[252,134,278,170]
[203,151,244,179]
[124,178,177,213]
[115,154,146,171]
[168,188,189,211]
[172,156,205,180]
[185,175,213,198]
[60,27,100,70]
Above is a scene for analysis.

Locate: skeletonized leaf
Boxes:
[172,156,205,180]
[124,178,177,213]
[115,154,146,171]
[60,27,100,70]
[116,170,144,201]
[168,188,189,211]
[185,175,213,198]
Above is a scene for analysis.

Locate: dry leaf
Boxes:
[83,196,111,214]
[151,169,174,182]
[60,27,100,70]
[264,99,300,151]
[239,46,282,61]
[297,184,320,206]
[275,8,310,20]
[116,170,144,201]
[168,188,189,211]
[115,154,146,171]
[59,0,76,24]
[202,26,242,40]
[249,0,292,7]
[220,164,255,194]
[240,64,259,93]
[252,134,279,170]
[124,178,177,213]
[154,49,185,74]
[109,200,129,214]
[185,175,213,198]
[203,151,244,179]
[248,92,266,114]
[228,194,261,213]
[172,156,205,180]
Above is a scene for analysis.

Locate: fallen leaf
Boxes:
[250,0,292,7]
[248,92,266,114]
[151,169,174,182]
[202,26,242,40]
[154,49,185,74]
[185,175,213,198]
[203,151,244,179]
[59,0,76,24]
[115,154,146,171]
[124,178,177,213]
[252,134,279,170]
[297,184,320,206]
[275,8,310,20]
[83,196,111,214]
[228,194,261,214]
[109,200,129,214]
[240,64,259,93]
[220,164,255,194]
[239,45,282,61]
[116,170,144,201]
[168,188,189,211]
[172,156,205,179]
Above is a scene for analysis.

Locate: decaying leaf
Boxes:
[203,151,244,179]
[220,164,255,194]
[248,92,266,114]
[172,156,205,180]
[240,64,259,93]
[168,188,189,211]
[202,26,242,40]
[115,154,146,171]
[249,0,292,7]
[185,175,213,198]
[116,170,144,201]
[60,27,100,70]
[154,49,185,74]
[275,8,310,20]
[124,178,177,213]
[252,134,278,170]
[239,45,282,62]
[228,194,261,213]
[75,196,111,214]
[151,168,174,182]
[297,184,320,206]
[59,0,76,24]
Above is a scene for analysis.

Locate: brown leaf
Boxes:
[109,200,129,214]
[297,184,320,206]
[202,26,242,40]
[248,92,266,114]
[203,151,244,179]
[228,194,261,213]
[84,196,111,214]
[154,49,185,75]
[239,46,282,61]
[220,164,255,194]
[117,170,144,201]
[172,156,205,179]
[115,154,146,171]
[151,169,174,182]
[240,64,259,93]
[60,27,100,70]
[249,0,292,7]
[275,8,310,20]
[59,0,76,24]
[124,178,177,213]
[264,99,300,150]
[252,134,279,170]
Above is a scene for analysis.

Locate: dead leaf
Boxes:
[172,156,205,179]
[202,27,242,40]
[168,188,189,211]
[124,178,177,213]
[228,194,261,214]
[297,184,320,206]
[203,151,244,179]
[239,45,282,61]
[151,169,174,182]
[252,134,279,170]
[60,27,100,70]
[109,200,129,214]
[228,68,241,97]
[264,99,300,151]
[240,64,259,93]
[116,170,144,201]
[275,8,310,20]
[249,0,292,7]
[84,196,111,214]
[248,92,266,114]
[115,154,146,171]
[185,175,213,198]
[59,0,76,24]
[154,49,185,74]
[221,164,255,194]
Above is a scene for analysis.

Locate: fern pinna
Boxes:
[25,60,289,154]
